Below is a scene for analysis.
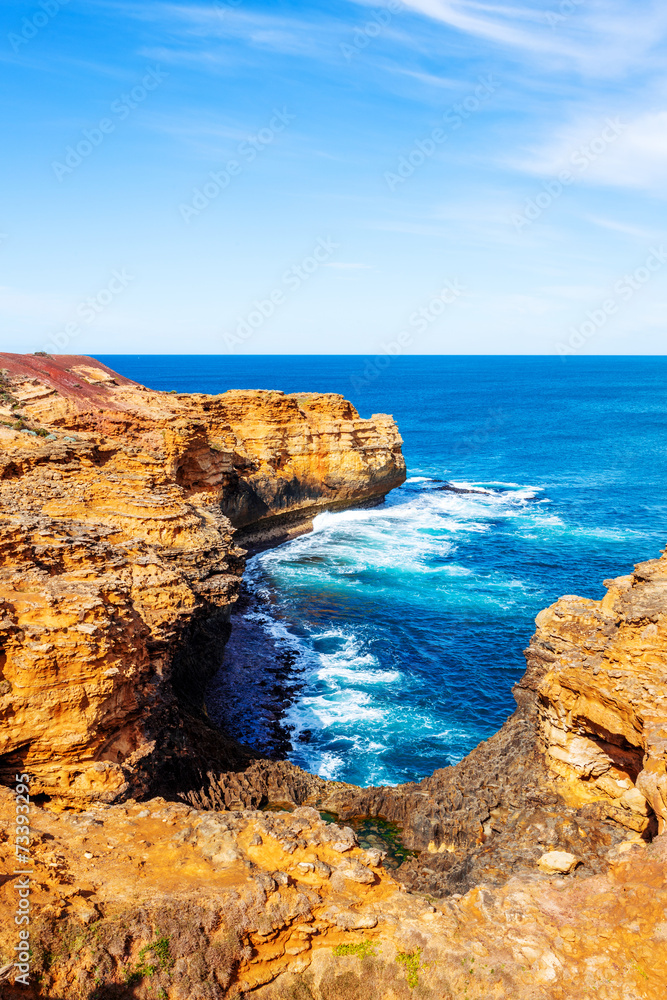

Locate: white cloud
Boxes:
[591,111,667,194]
[384,66,461,89]
[93,1,339,59]
[397,0,558,49]
[511,110,667,196]
[584,216,662,241]
[394,0,667,75]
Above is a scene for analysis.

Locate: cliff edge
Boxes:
[0,354,405,806]
[1,354,666,998]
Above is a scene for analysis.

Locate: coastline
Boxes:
[1,354,666,997]
[0,352,406,806]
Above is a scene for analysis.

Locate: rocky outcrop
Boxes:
[0,354,405,806]
[2,352,667,998]
[0,785,666,999]
[189,550,667,902]
[521,555,667,836]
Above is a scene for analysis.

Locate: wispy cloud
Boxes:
[92,0,343,60]
[584,216,664,241]
[381,65,461,89]
[394,0,667,75]
[510,110,667,196]
[87,0,667,85]
[5,0,666,352]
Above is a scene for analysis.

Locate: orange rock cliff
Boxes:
[0,354,666,1000]
[0,354,405,805]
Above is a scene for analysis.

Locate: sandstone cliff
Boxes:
[0,354,405,806]
[523,556,667,835]
[0,776,665,999]
[1,353,667,999]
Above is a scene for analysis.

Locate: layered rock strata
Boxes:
[194,551,667,900]
[2,353,667,997]
[0,353,405,806]
[525,557,667,834]
[0,786,666,999]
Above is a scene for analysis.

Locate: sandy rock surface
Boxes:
[0,788,666,998]
[1,355,667,998]
[0,354,404,806]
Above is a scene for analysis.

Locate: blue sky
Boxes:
[1,0,667,355]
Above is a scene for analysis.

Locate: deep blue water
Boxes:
[101,356,667,786]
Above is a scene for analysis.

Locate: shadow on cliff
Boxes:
[134,605,272,804]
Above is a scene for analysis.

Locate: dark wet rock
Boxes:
[183,688,630,901]
[435,481,490,495]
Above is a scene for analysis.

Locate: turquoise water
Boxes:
[102,356,667,786]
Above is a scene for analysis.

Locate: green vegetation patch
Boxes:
[333,939,377,959]
[318,812,417,869]
[396,948,423,989]
[125,935,174,983]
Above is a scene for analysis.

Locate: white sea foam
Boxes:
[447,481,496,494]
[251,481,565,611]
[477,480,522,487]
[475,480,545,491]
[305,751,345,781]
[238,475,616,785]
[299,692,386,727]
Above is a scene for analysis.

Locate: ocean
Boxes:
[101,356,667,787]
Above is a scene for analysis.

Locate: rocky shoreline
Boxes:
[204,581,305,760]
[0,354,666,998]
[0,352,405,807]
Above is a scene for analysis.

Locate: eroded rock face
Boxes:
[2,352,667,997]
[0,354,405,805]
[188,552,667,904]
[520,554,667,835]
[0,787,666,999]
